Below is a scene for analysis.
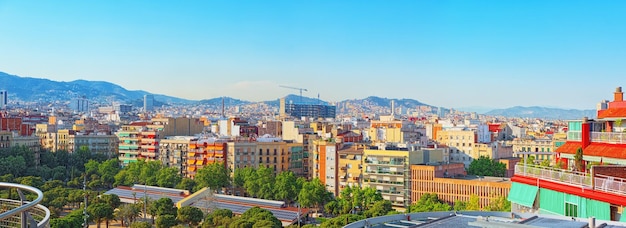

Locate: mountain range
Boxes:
[0,71,595,119]
[485,106,596,120]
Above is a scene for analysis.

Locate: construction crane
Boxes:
[279,85,308,103]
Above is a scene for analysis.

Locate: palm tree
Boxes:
[115,204,141,227]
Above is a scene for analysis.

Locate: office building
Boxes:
[144,94,154,112]
[279,97,336,119]
[0,90,7,109]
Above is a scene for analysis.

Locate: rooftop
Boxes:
[344,211,626,228]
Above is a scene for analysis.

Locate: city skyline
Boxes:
[1,1,625,110]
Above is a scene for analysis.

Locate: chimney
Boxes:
[615,87,623,102]
[582,117,591,149]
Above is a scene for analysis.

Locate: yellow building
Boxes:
[256,140,298,176]
[337,144,364,194]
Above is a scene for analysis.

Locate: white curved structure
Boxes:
[0,182,50,228]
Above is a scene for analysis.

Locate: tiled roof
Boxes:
[598,108,626,119]
[556,141,626,159]
[584,143,626,158]
[555,141,582,154]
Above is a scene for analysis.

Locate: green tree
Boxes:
[298,178,328,211]
[409,193,451,212]
[454,200,467,211]
[157,167,183,188]
[254,166,275,199]
[274,171,298,203]
[177,206,204,227]
[99,159,121,188]
[195,162,230,192]
[540,159,551,167]
[176,178,196,193]
[235,207,282,228]
[156,214,178,228]
[205,209,233,227]
[88,203,115,228]
[320,214,364,228]
[130,221,152,228]
[524,156,535,165]
[574,147,584,171]
[152,198,178,217]
[466,194,480,211]
[363,200,392,218]
[116,203,141,227]
[486,195,511,212]
[468,156,506,177]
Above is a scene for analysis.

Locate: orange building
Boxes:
[186,140,227,178]
[411,163,511,209]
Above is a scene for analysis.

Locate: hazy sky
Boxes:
[1,1,625,110]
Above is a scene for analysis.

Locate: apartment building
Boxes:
[69,133,118,158]
[361,144,427,211]
[186,139,227,178]
[411,162,511,209]
[509,87,626,222]
[311,139,339,195]
[159,136,196,175]
[437,129,476,167]
[337,144,364,193]
[510,137,556,162]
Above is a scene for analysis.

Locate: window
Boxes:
[266,157,270,163]
[274,157,277,163]
[565,203,578,217]
[274,149,277,155]
[266,149,270,155]
[259,149,262,155]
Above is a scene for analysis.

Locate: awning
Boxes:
[508,182,539,208]
[187,160,195,165]
[196,160,203,165]
[188,153,195,157]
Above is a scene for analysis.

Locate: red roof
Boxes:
[598,107,626,119]
[584,143,626,158]
[555,141,582,154]
[556,141,626,159]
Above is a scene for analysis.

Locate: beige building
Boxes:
[362,146,415,210]
[411,163,511,209]
[160,136,196,176]
[69,133,118,158]
[510,137,556,161]
[437,130,476,167]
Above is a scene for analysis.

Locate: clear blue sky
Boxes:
[1,1,625,110]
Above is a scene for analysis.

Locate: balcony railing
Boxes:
[591,132,626,144]
[515,164,626,196]
[0,182,50,228]
[567,131,582,141]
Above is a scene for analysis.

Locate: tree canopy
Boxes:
[409,193,451,212]
[468,156,506,177]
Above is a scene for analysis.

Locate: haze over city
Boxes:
[1,1,625,110]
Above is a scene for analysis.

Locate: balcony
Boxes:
[567,131,582,141]
[591,132,626,144]
[514,164,626,196]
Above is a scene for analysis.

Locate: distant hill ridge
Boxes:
[0,71,595,119]
[485,106,596,119]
